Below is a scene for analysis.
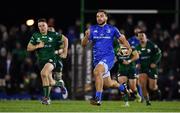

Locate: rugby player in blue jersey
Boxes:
[81,9,132,106]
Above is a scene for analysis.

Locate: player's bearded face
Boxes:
[96,12,107,25]
[38,22,48,34]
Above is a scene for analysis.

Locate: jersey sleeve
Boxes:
[89,26,93,41]
[151,43,162,64]
[55,32,64,48]
[28,34,37,45]
[56,32,63,41]
[114,27,121,39]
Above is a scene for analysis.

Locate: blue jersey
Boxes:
[89,24,121,69]
[128,36,140,49]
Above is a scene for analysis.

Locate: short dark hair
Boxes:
[97,9,108,17]
[134,26,145,36]
[38,18,47,23]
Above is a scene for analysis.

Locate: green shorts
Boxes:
[140,67,158,79]
[38,57,63,72]
[117,68,137,79]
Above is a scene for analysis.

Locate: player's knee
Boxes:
[93,70,102,77]
[130,86,136,92]
[40,70,48,78]
[149,85,158,91]
[104,82,113,88]
[49,81,55,86]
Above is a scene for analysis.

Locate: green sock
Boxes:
[47,87,51,98]
[123,94,129,102]
[134,91,139,98]
[145,96,150,102]
[43,86,50,98]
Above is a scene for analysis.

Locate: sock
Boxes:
[153,89,161,100]
[95,91,102,101]
[119,84,125,92]
[134,90,139,98]
[137,85,143,98]
[123,93,128,102]
[47,86,50,98]
[43,86,49,97]
[144,96,150,103]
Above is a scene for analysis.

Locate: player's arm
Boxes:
[81,29,90,47]
[118,34,132,55]
[60,35,68,58]
[123,50,139,65]
[27,41,44,52]
[55,35,68,58]
[150,44,162,68]
[128,50,139,63]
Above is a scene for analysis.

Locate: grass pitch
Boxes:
[0,100,180,112]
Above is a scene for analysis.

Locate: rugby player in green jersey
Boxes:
[27,18,68,105]
[114,43,141,107]
[136,31,162,106]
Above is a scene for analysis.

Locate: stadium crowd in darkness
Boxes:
[0,16,179,100]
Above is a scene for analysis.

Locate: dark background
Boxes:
[0,0,176,30]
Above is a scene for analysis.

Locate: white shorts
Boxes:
[96,61,110,78]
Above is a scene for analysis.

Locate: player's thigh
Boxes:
[138,73,148,85]
[148,77,158,90]
[41,63,54,75]
[103,76,112,87]
[129,79,137,91]
[93,64,105,76]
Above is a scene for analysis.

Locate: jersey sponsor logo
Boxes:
[93,36,111,39]
[44,44,52,48]
[140,56,150,59]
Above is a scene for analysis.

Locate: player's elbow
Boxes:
[27,46,31,52]
[27,44,34,52]
[81,40,87,47]
[135,53,139,60]
[81,43,86,48]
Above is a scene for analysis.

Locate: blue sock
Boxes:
[95,91,102,101]
[137,85,143,97]
[119,84,125,92]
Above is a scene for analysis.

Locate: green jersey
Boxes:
[114,40,137,78]
[114,40,136,70]
[29,31,63,62]
[135,40,162,79]
[135,40,161,69]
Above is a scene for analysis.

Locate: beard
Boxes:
[98,21,106,26]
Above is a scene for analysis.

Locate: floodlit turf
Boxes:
[0,100,180,112]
